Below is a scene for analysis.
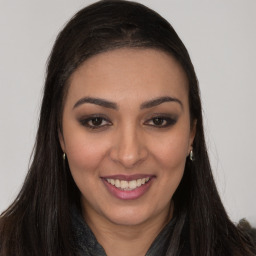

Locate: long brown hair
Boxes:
[0,1,255,255]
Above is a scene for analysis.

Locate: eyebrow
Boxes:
[73,96,183,110]
[73,97,118,109]
[140,96,183,109]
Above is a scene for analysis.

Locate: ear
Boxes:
[58,129,66,152]
[188,119,197,153]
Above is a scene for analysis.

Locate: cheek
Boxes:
[149,127,190,199]
[152,135,188,200]
[64,128,109,174]
[152,131,190,169]
[65,133,110,199]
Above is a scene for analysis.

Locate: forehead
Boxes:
[67,48,189,107]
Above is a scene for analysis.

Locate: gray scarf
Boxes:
[71,206,189,256]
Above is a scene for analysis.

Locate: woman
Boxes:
[0,0,255,255]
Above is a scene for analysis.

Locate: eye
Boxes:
[80,116,112,129]
[145,116,177,128]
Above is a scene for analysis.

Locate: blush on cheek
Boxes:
[66,140,108,173]
[155,141,188,165]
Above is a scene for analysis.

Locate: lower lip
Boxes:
[102,178,154,200]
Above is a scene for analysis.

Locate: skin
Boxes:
[59,48,196,256]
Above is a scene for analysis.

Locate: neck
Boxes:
[83,203,173,256]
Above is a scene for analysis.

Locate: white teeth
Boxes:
[115,179,120,188]
[106,177,151,190]
[129,180,137,189]
[136,179,142,187]
[120,180,128,189]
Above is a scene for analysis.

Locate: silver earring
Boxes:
[63,153,66,160]
[190,150,195,161]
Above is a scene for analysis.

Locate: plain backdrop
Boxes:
[0,0,255,226]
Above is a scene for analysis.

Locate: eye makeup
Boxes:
[144,116,177,128]
[144,113,178,128]
[77,112,178,132]
[78,114,112,130]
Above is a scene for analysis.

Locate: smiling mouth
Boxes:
[105,177,150,191]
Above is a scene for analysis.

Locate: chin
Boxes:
[108,215,149,226]
[103,206,158,227]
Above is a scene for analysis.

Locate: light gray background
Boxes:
[0,0,255,226]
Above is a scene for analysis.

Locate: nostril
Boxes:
[109,146,148,168]
[109,131,148,167]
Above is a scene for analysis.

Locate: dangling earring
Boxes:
[63,152,66,160]
[190,149,195,161]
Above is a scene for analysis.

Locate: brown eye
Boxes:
[90,117,104,126]
[144,116,177,128]
[152,118,165,126]
[80,116,112,129]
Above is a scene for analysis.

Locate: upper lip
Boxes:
[101,174,155,181]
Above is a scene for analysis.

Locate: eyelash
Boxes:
[144,116,177,128]
[79,115,177,130]
[79,116,112,130]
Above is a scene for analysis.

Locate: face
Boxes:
[60,48,196,227]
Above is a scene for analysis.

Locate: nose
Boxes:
[109,125,148,169]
